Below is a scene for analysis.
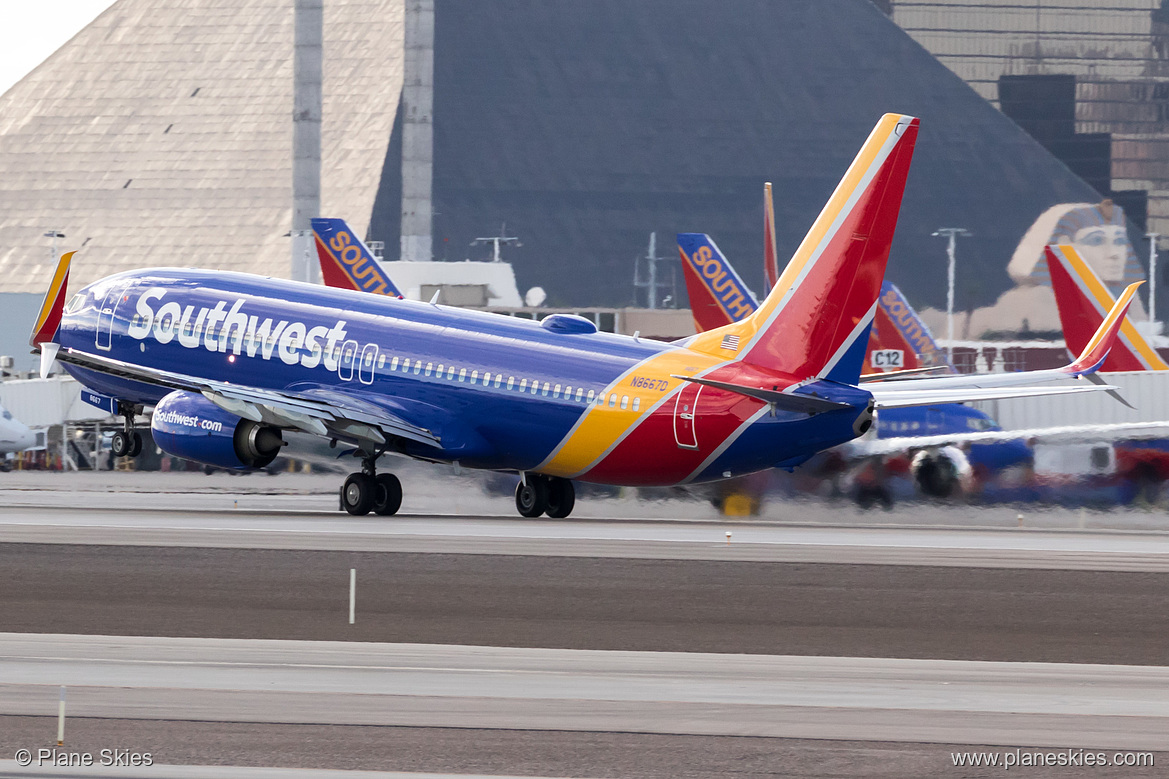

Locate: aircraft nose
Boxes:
[20,430,35,450]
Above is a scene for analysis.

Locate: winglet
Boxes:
[29,251,74,349]
[1063,281,1143,376]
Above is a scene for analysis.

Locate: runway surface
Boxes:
[5,502,1169,571]
[4,478,1168,775]
[0,766,552,779]
[2,633,1166,751]
[4,544,1169,663]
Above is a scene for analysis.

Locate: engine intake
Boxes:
[151,390,283,470]
[910,447,971,498]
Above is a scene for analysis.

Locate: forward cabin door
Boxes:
[673,383,702,449]
[95,285,127,351]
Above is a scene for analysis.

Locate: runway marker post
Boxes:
[349,568,356,624]
[56,686,65,745]
[725,531,732,545]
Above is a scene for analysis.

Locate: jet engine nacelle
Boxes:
[151,390,283,470]
[910,446,971,498]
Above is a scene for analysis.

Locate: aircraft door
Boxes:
[95,285,127,351]
[357,343,378,385]
[673,383,702,450]
[337,339,358,381]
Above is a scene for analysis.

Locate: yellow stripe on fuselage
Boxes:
[538,347,724,478]
[1058,245,1168,370]
[685,114,904,359]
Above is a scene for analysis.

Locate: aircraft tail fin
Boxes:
[311,218,403,298]
[677,233,759,332]
[29,251,74,348]
[868,281,954,374]
[687,113,919,386]
[1045,244,1166,371]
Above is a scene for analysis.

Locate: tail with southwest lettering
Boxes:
[677,233,760,331]
[869,281,954,373]
[1045,244,1167,371]
[687,113,919,385]
[312,218,403,298]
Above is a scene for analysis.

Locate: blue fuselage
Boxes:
[58,269,870,485]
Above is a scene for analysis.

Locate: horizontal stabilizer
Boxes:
[670,374,850,414]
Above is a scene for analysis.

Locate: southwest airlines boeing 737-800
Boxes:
[29,114,1135,517]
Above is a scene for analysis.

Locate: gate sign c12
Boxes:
[870,349,904,369]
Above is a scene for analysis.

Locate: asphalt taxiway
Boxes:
[3,475,1168,776]
[2,633,1166,751]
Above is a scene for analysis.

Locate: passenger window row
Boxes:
[376,353,643,411]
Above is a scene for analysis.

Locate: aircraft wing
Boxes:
[868,281,1142,409]
[870,383,1113,409]
[848,421,1169,457]
[52,345,441,448]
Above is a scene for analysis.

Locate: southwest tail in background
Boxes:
[687,113,920,385]
[312,218,403,297]
[677,233,759,332]
[1045,244,1167,371]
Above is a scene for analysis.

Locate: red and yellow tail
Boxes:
[29,251,74,347]
[1046,244,1167,372]
[688,113,920,385]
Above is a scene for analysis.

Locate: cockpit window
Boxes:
[64,293,84,314]
[966,416,996,431]
[2,410,11,420]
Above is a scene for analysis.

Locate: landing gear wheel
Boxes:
[342,472,376,516]
[515,478,549,517]
[545,478,575,519]
[111,431,131,457]
[373,473,403,516]
[128,431,143,457]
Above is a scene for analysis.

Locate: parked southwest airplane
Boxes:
[30,114,1135,518]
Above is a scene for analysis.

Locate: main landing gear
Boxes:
[515,474,575,518]
[341,453,402,516]
[110,402,143,458]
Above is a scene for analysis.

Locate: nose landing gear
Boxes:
[341,453,402,516]
[515,474,575,518]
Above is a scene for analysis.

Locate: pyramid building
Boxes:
[0,0,1105,315]
[0,0,402,294]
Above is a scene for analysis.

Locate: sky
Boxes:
[0,0,118,96]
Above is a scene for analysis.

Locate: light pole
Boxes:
[932,227,970,359]
[1147,232,1160,335]
[43,230,65,262]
